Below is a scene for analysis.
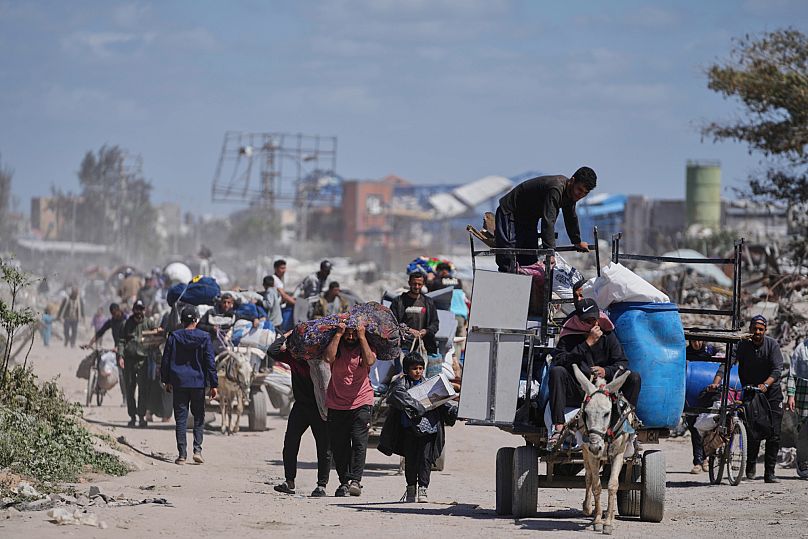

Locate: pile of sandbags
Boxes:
[287,302,403,362]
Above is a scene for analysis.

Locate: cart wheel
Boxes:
[725,421,747,486]
[434,451,446,472]
[708,450,724,485]
[617,461,641,517]
[86,371,97,407]
[247,389,267,432]
[640,450,665,523]
[495,447,514,516]
[511,445,538,518]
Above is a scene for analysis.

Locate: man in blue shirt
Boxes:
[161,306,219,465]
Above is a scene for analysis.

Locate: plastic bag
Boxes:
[552,253,583,299]
[590,262,669,307]
[97,351,119,390]
[694,412,719,435]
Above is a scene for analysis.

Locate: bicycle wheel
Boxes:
[86,370,97,407]
[708,449,724,484]
[725,420,747,486]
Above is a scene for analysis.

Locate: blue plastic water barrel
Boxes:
[685,361,740,407]
[609,302,686,428]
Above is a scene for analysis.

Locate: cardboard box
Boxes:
[407,373,457,411]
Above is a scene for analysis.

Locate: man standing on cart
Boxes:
[548,299,641,447]
[494,167,597,272]
[709,315,784,483]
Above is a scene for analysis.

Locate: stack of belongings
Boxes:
[287,302,403,420]
[406,256,451,279]
[516,253,583,316]
[165,275,222,333]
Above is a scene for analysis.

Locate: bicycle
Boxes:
[80,345,115,407]
[707,386,761,486]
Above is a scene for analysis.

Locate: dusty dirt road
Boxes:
[2,341,806,538]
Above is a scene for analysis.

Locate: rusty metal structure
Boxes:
[211,131,338,208]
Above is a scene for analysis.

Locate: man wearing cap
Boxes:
[494,168,597,273]
[548,298,641,445]
[161,306,218,465]
[709,315,784,483]
[117,300,162,428]
[299,260,332,299]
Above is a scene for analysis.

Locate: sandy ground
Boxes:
[2,339,806,539]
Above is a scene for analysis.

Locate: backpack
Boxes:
[744,392,773,440]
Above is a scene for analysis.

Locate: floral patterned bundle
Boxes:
[287,301,403,362]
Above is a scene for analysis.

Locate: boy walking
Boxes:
[378,353,458,502]
[161,306,218,464]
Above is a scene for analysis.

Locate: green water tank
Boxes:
[686,160,721,229]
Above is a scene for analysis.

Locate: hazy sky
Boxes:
[1,0,806,216]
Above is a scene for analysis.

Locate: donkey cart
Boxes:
[458,236,668,530]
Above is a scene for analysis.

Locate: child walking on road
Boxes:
[378,353,458,503]
[161,306,218,464]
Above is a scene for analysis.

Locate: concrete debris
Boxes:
[13,482,40,499]
[46,507,107,529]
[18,497,56,512]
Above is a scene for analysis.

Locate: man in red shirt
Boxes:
[324,322,376,497]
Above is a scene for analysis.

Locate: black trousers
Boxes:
[746,403,783,476]
[403,431,436,487]
[328,405,371,484]
[494,207,540,272]
[124,357,149,420]
[173,388,205,457]
[549,366,641,425]
[283,401,331,487]
[685,415,705,465]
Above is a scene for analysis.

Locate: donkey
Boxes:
[572,363,635,535]
[216,350,253,435]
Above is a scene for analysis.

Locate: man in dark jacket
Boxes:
[161,306,218,465]
[388,272,440,357]
[270,332,331,497]
[548,299,641,443]
[86,302,128,405]
[495,167,596,272]
[709,315,784,483]
[117,300,161,428]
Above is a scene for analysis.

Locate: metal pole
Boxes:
[594,226,601,276]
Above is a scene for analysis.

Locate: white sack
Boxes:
[97,351,119,390]
[590,262,669,307]
[694,412,719,435]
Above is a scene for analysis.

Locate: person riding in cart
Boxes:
[494,167,596,273]
[548,299,642,447]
